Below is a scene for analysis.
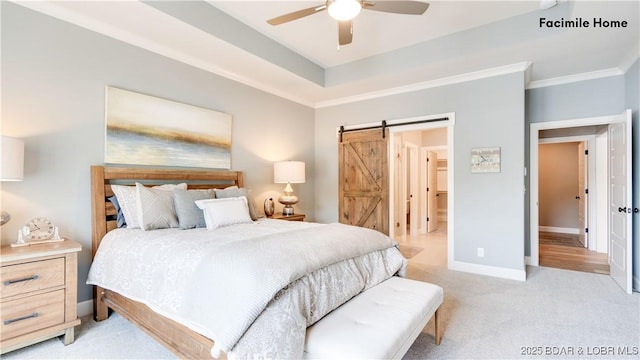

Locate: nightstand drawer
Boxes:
[1,258,65,298]
[1,289,65,340]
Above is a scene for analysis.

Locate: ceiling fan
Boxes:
[266,0,429,46]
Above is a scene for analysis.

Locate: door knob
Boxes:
[618,207,627,213]
[635,208,639,214]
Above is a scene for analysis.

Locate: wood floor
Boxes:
[396,228,609,275]
[539,232,610,275]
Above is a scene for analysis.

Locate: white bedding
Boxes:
[87,219,407,358]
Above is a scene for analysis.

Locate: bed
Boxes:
[88,165,408,359]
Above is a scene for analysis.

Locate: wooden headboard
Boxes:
[90,165,244,258]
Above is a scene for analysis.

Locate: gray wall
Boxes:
[0,2,315,302]
[527,76,626,123]
[315,72,526,272]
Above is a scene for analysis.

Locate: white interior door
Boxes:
[409,146,419,235]
[577,142,587,247]
[400,146,409,235]
[394,138,404,236]
[427,151,438,232]
[609,110,632,294]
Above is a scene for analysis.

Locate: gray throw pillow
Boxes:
[108,196,127,228]
[173,189,215,229]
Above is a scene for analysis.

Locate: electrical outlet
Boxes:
[477,248,485,257]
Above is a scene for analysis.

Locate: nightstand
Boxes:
[269,213,306,222]
[0,240,82,354]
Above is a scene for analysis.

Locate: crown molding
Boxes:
[11,1,317,108]
[526,68,625,89]
[315,62,532,108]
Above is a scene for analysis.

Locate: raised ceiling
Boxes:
[13,1,640,107]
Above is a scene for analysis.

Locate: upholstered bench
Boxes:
[303,276,444,359]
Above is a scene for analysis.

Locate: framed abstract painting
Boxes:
[105,86,232,169]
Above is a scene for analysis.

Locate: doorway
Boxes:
[336,112,456,269]
[538,138,609,274]
[530,110,633,293]
[392,128,449,268]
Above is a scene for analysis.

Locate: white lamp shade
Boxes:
[274,161,305,184]
[1,136,24,181]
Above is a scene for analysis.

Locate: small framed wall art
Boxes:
[471,147,500,173]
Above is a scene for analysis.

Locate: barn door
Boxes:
[338,129,389,234]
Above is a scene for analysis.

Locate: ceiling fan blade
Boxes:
[267,4,327,25]
[338,20,353,46]
[363,1,429,15]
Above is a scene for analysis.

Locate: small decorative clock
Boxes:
[12,217,64,247]
[24,217,55,240]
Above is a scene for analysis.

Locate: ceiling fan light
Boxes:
[328,0,362,21]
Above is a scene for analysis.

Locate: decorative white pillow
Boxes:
[195,197,253,230]
[214,186,259,221]
[112,183,186,229]
[136,182,187,231]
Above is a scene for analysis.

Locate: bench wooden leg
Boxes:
[435,308,441,345]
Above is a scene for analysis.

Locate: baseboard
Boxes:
[78,299,93,318]
[525,256,532,266]
[634,275,639,293]
[539,226,580,235]
[449,260,526,281]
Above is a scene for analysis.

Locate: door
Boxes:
[393,136,404,236]
[577,142,587,247]
[338,129,389,234]
[427,151,439,232]
[609,110,632,294]
[408,145,419,235]
[400,147,409,234]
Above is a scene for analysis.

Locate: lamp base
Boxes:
[278,192,298,216]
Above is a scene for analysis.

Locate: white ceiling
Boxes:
[13,1,640,107]
[212,0,542,67]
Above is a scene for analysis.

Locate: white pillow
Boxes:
[136,182,186,231]
[112,183,186,229]
[195,197,253,230]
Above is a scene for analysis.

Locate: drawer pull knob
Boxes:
[4,312,38,325]
[3,275,39,286]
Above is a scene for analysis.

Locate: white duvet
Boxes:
[87,219,407,358]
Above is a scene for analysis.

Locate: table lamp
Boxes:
[274,161,305,216]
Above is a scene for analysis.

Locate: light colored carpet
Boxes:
[4,265,638,359]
